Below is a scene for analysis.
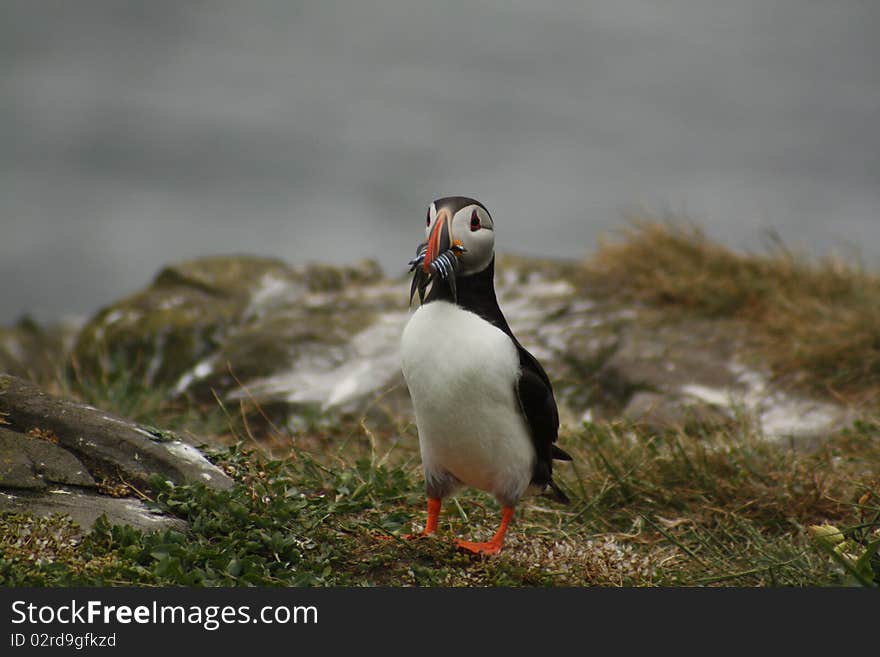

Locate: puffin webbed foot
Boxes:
[453,505,515,556]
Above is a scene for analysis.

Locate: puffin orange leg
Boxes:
[421,497,441,536]
[455,506,515,555]
[399,497,442,539]
[378,497,441,541]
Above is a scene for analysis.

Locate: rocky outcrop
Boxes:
[71,256,385,394]
[0,373,231,533]
[0,375,231,490]
[64,254,856,444]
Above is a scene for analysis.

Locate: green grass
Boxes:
[2,415,877,587]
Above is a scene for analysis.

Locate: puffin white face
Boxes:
[424,198,495,277]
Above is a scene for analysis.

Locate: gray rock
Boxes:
[602,318,750,393]
[621,392,731,431]
[677,365,857,445]
[0,375,235,534]
[0,428,95,489]
[0,374,232,491]
[0,487,187,534]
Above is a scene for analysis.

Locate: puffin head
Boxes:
[408,196,495,304]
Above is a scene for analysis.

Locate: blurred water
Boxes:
[2,1,878,323]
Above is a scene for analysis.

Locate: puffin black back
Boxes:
[422,254,572,502]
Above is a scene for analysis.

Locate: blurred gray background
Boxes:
[2,0,878,324]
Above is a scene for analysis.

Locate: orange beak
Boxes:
[423,210,451,273]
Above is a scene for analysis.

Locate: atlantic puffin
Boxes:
[400,196,571,555]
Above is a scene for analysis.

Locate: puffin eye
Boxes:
[426,208,431,227]
[470,210,481,232]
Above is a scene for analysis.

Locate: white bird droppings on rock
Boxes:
[102,310,124,325]
[680,361,852,441]
[239,311,410,410]
[172,356,218,395]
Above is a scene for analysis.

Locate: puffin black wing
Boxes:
[514,343,572,504]
[435,256,572,502]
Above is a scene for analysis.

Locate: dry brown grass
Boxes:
[585,219,880,401]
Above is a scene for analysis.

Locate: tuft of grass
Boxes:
[54,350,230,436]
[562,419,879,586]
[585,220,880,400]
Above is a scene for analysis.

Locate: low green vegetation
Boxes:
[1,412,877,586]
[1,221,878,586]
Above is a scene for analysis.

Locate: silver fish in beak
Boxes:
[408,211,466,304]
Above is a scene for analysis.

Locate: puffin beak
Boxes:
[408,208,467,304]
[423,211,451,273]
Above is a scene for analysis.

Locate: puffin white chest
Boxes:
[400,301,535,503]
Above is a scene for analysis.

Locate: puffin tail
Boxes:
[544,479,570,505]
[536,446,572,503]
[552,445,573,461]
